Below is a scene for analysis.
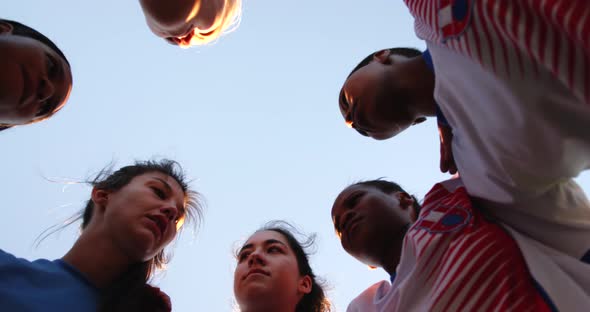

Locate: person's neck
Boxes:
[401,56,437,117]
[242,305,294,312]
[241,299,296,312]
[62,229,133,288]
[380,247,401,277]
[379,225,409,276]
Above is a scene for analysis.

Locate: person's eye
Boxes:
[348,192,365,207]
[35,100,53,117]
[238,251,250,262]
[351,104,361,124]
[45,54,58,78]
[151,187,166,199]
[268,246,282,254]
[339,91,349,113]
[348,105,369,136]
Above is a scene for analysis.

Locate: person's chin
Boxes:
[131,229,160,260]
[242,281,271,298]
[137,239,163,261]
[371,133,395,140]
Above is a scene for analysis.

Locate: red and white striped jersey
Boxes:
[386,2,590,310]
[404,0,590,104]
[402,0,590,293]
[347,178,551,312]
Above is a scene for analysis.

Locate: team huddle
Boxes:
[1,0,589,311]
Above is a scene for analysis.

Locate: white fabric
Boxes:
[427,31,590,312]
[503,226,590,312]
[346,281,388,312]
[430,43,590,257]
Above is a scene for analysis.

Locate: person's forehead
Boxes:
[342,73,362,96]
[342,65,378,101]
[333,185,364,211]
[337,184,372,199]
[245,230,288,246]
[38,40,73,103]
[333,184,382,212]
[140,172,184,192]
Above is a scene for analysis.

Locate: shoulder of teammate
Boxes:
[346,280,391,312]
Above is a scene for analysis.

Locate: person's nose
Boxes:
[160,205,178,222]
[248,249,266,266]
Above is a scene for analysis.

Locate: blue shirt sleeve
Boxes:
[422,49,435,73]
[423,49,450,127]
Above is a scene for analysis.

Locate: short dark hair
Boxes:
[352,179,421,216]
[244,221,332,312]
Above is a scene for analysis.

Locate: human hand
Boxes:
[439,124,457,174]
[143,285,172,312]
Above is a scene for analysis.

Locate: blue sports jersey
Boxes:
[0,249,99,312]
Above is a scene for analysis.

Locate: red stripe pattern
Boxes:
[400,183,550,311]
[404,0,590,104]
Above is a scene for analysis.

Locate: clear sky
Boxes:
[2,1,589,311]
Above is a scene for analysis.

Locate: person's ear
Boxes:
[412,117,427,125]
[373,49,392,64]
[398,192,418,222]
[91,188,109,211]
[0,22,14,35]
[298,275,312,295]
[398,191,415,209]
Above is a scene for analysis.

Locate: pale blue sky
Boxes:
[2,1,589,311]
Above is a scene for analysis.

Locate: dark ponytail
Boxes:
[98,262,171,312]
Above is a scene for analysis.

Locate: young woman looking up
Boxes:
[234,221,331,312]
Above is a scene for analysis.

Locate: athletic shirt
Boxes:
[401,2,590,309]
[404,0,589,104]
[347,178,552,312]
[0,249,99,311]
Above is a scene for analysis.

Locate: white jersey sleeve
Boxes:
[346,281,390,312]
[428,41,590,260]
[402,0,590,259]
